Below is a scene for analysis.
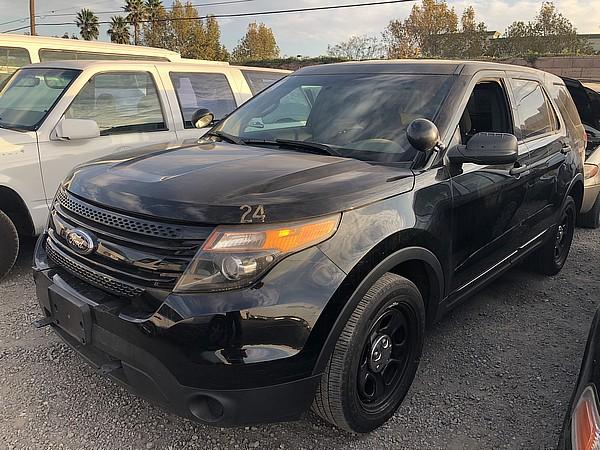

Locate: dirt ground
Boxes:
[1,228,599,449]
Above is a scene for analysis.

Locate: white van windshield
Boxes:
[0,68,80,131]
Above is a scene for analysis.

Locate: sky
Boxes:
[0,0,598,57]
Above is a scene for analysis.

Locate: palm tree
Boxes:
[107,16,130,44]
[75,9,99,41]
[146,0,163,21]
[124,0,146,45]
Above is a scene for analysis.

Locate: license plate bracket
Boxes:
[48,287,92,345]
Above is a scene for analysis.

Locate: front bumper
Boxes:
[32,234,346,426]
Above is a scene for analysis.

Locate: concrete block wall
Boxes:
[502,55,600,80]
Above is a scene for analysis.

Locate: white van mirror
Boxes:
[55,119,100,141]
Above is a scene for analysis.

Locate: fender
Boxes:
[311,246,444,375]
[564,173,584,211]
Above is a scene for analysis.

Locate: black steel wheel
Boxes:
[312,273,425,433]
[532,196,576,276]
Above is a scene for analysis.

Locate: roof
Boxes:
[20,59,291,73]
[0,33,181,58]
[294,59,557,78]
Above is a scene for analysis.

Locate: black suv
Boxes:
[34,61,585,433]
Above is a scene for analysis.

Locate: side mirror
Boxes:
[192,108,215,129]
[406,118,441,153]
[448,132,518,166]
[55,119,100,141]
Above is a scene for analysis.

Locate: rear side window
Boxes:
[65,71,166,135]
[512,79,554,140]
[0,46,31,86]
[170,72,236,127]
[550,82,586,156]
[39,49,168,62]
[242,70,285,95]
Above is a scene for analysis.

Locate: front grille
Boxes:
[46,241,144,298]
[56,189,184,239]
[47,189,212,297]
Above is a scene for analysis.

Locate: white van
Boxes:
[0,33,182,85]
[0,60,289,277]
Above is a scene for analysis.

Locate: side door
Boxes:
[37,69,178,201]
[448,74,531,294]
[509,77,567,240]
[166,69,240,143]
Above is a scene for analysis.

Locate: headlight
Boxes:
[175,214,341,293]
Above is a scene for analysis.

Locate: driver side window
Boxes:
[459,80,512,144]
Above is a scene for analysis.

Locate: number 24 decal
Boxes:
[240,205,266,223]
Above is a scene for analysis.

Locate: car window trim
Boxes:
[62,69,169,136]
[169,70,237,129]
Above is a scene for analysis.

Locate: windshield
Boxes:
[214,73,455,163]
[0,68,80,131]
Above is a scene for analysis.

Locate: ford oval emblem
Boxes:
[65,228,97,255]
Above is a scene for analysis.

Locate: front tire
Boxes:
[531,196,576,276]
[578,193,600,229]
[312,273,425,433]
[0,209,19,280]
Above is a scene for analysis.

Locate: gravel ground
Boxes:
[1,228,599,450]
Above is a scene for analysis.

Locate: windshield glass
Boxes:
[214,73,455,163]
[0,68,80,131]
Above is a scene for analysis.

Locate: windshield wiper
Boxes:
[203,130,246,146]
[244,138,342,157]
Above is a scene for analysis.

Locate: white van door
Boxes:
[167,70,240,143]
[38,70,178,201]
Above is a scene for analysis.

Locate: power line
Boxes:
[1,0,416,33]
[0,0,261,27]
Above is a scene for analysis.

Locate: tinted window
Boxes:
[460,81,512,143]
[170,72,236,126]
[216,73,455,163]
[0,68,79,130]
[65,71,165,135]
[512,79,553,139]
[0,46,31,86]
[39,49,168,62]
[242,70,285,95]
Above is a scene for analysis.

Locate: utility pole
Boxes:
[29,0,36,35]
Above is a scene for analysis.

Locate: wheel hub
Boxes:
[369,334,392,373]
[556,224,565,245]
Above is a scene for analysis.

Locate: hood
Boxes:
[65,142,415,224]
[0,128,36,154]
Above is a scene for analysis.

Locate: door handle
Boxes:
[561,145,572,154]
[510,164,530,176]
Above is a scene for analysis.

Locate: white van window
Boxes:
[65,71,166,135]
[0,68,79,131]
[39,49,169,62]
[170,72,236,127]
[0,46,31,86]
[241,70,285,95]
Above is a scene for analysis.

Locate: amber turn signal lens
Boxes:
[572,386,600,450]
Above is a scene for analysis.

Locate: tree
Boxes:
[124,0,146,45]
[166,0,205,58]
[143,0,169,48]
[384,0,458,58]
[108,16,130,44]
[75,9,99,41]
[499,2,592,56]
[231,22,279,62]
[202,15,229,61]
[327,35,384,60]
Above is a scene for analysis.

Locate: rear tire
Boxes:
[578,194,600,229]
[0,209,19,281]
[531,196,576,276]
[311,273,425,433]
